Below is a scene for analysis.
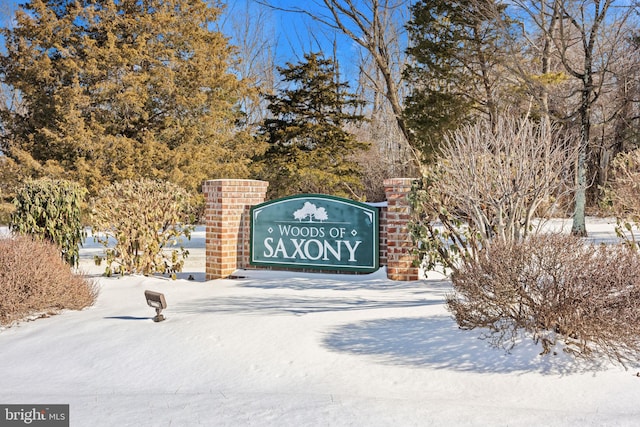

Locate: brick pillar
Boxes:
[384,178,419,281]
[202,179,269,280]
[378,206,388,266]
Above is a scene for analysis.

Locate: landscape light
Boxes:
[144,290,167,322]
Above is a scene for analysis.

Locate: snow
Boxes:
[1,218,640,426]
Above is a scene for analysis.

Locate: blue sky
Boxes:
[221,0,364,79]
[0,0,361,75]
[0,1,18,32]
[0,0,356,56]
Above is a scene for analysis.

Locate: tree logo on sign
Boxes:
[292,202,328,222]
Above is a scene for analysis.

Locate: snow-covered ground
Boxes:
[1,217,639,426]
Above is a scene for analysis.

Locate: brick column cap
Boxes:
[383,177,418,187]
[203,179,269,184]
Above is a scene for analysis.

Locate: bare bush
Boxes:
[410,116,577,273]
[351,145,396,202]
[0,235,98,326]
[602,149,640,247]
[448,233,640,366]
[438,117,576,241]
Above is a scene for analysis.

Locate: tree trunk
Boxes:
[572,88,590,237]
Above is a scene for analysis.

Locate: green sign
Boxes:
[250,194,379,272]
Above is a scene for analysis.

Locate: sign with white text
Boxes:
[250,195,379,272]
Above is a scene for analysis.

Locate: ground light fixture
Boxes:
[144,290,167,322]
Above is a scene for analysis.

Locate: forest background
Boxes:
[1,0,639,236]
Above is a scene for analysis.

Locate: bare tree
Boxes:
[219,0,278,130]
[258,0,418,170]
[610,35,640,155]
[589,32,640,194]
[504,0,636,236]
[352,4,415,175]
[0,1,23,140]
[493,0,564,125]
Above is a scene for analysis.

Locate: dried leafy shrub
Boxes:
[448,233,640,366]
[0,202,15,225]
[0,235,97,326]
[90,179,194,277]
[602,149,640,247]
[10,178,87,267]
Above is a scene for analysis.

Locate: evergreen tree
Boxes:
[404,0,513,162]
[0,0,258,195]
[254,53,368,199]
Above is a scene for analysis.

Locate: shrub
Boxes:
[0,202,15,225]
[602,149,640,248]
[10,178,87,267]
[409,116,576,274]
[90,179,195,277]
[448,233,640,366]
[0,235,97,326]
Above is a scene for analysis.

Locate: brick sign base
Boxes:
[202,178,418,281]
